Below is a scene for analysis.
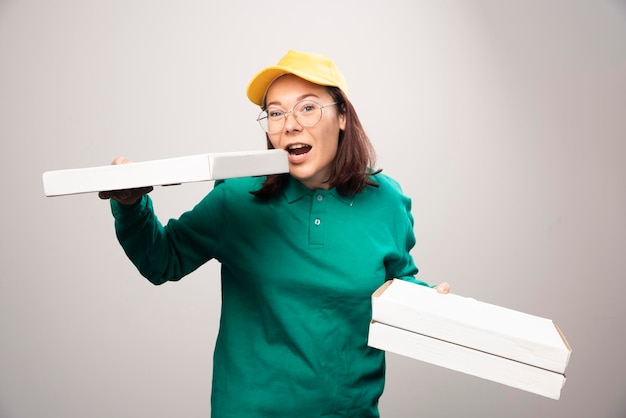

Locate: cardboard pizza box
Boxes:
[42,149,288,197]
[368,279,572,399]
[368,320,567,399]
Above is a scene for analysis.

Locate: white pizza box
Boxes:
[369,279,572,395]
[370,279,571,374]
[42,149,289,197]
[368,320,567,400]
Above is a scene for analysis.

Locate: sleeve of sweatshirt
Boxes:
[380,175,431,288]
[110,182,226,285]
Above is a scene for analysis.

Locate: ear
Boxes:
[338,111,346,131]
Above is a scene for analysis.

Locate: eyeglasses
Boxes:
[256,99,338,134]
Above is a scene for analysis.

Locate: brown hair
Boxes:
[252,87,381,200]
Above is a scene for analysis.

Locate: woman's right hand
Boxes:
[97,157,154,205]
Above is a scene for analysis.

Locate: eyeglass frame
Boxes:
[256,99,338,134]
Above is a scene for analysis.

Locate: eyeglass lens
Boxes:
[258,100,325,133]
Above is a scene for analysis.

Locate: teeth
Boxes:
[286,143,312,156]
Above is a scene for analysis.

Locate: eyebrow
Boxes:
[266,93,321,108]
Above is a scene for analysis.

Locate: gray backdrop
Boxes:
[1,1,625,417]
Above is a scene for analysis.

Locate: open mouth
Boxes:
[286,144,312,156]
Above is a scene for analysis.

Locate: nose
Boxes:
[283,111,302,133]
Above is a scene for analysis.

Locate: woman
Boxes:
[100,50,449,417]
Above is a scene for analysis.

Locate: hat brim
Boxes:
[246,65,340,107]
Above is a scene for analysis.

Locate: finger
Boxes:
[130,186,154,197]
[116,190,132,200]
[111,156,132,165]
[435,282,450,294]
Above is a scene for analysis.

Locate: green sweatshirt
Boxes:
[111,173,429,417]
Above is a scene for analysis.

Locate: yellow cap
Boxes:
[246,50,348,106]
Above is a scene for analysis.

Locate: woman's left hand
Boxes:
[435,282,450,294]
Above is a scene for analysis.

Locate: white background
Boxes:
[1,1,625,417]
